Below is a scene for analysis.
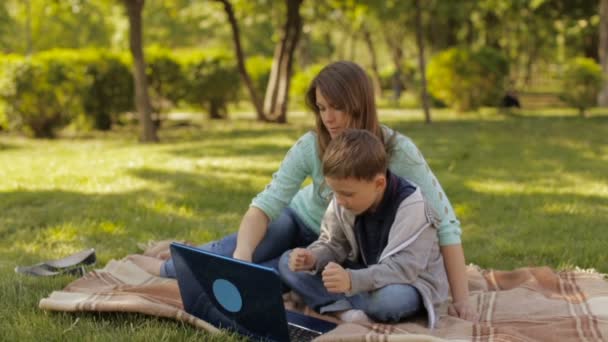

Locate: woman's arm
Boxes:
[233,207,269,261]
[442,244,478,321]
[387,130,477,320]
[234,133,315,261]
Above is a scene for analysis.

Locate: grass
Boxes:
[1,108,607,340]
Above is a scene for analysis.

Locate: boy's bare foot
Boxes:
[126,254,163,276]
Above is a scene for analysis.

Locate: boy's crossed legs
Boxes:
[278,250,423,324]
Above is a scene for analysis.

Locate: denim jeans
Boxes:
[278,250,423,323]
[160,207,318,278]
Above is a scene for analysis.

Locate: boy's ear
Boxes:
[374,173,386,190]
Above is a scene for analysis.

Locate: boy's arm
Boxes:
[347,200,436,294]
[348,227,436,294]
[307,198,351,272]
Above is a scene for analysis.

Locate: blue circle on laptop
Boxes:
[212,279,242,313]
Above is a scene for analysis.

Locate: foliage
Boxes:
[145,47,184,115]
[0,52,89,137]
[290,63,325,105]
[559,57,603,117]
[0,50,133,135]
[78,50,134,130]
[2,0,115,54]
[178,50,241,119]
[427,47,509,111]
[243,55,273,99]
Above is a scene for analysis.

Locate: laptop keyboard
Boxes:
[288,324,321,342]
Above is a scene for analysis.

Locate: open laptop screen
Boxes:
[170,243,292,341]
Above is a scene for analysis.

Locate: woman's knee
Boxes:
[365,284,422,323]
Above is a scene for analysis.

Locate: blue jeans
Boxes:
[278,250,423,323]
[161,208,318,278]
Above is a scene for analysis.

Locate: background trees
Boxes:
[0,0,604,139]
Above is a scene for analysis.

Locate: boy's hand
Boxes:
[289,248,316,271]
[322,262,351,293]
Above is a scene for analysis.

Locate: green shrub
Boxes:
[78,50,133,130]
[560,57,603,117]
[244,55,272,99]
[145,47,184,117]
[427,47,509,111]
[178,50,240,119]
[290,63,325,105]
[0,52,89,138]
[0,101,7,130]
[378,62,417,92]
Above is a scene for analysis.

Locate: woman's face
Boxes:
[316,88,350,139]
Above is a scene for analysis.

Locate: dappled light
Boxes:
[1,0,607,339]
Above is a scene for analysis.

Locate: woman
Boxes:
[131,61,476,321]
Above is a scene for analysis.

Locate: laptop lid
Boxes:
[170,242,293,342]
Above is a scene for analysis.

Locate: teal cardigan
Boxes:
[250,127,462,246]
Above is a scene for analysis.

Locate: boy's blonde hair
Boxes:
[322,129,387,181]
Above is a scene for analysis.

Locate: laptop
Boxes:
[170,242,337,342]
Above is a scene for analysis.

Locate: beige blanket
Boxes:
[39,243,608,341]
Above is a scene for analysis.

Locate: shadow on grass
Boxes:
[0,168,260,266]
[0,141,21,151]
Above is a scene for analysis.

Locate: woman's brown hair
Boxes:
[305,61,393,157]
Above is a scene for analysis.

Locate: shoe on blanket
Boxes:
[14,248,96,277]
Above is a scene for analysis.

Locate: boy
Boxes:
[278,129,448,328]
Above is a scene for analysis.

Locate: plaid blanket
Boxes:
[39,242,608,341]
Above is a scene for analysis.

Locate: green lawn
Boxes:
[1,109,607,340]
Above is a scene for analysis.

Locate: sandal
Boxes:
[15,248,96,277]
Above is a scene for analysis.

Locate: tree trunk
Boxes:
[123,0,157,142]
[216,0,266,121]
[263,0,303,123]
[415,0,431,124]
[383,28,404,103]
[208,99,225,120]
[25,0,32,55]
[598,0,608,106]
[362,27,382,98]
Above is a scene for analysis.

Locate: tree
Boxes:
[215,0,265,121]
[599,0,608,106]
[263,0,303,123]
[414,0,431,123]
[122,0,157,142]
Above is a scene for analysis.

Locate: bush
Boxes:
[0,52,89,138]
[0,101,7,130]
[290,63,325,105]
[378,61,417,92]
[244,55,272,100]
[145,47,184,117]
[560,57,603,117]
[427,47,509,111]
[178,50,240,119]
[78,50,133,130]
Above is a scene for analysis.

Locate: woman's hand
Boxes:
[289,248,316,271]
[448,300,479,322]
[322,262,351,293]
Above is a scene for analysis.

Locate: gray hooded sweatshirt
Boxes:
[307,186,449,328]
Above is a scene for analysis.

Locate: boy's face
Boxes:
[325,174,386,215]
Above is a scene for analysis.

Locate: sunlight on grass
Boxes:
[0,110,606,341]
[466,175,607,198]
[147,199,196,218]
